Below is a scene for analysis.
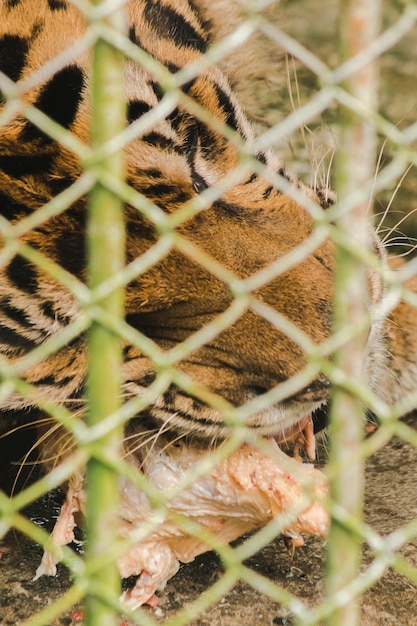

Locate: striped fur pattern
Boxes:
[0,0,413,464]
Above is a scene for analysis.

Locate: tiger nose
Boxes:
[289,376,331,404]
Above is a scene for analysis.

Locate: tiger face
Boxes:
[0,0,386,450]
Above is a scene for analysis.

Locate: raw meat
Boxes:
[34,436,328,609]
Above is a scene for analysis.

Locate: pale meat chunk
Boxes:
[35,441,328,609]
[34,472,85,581]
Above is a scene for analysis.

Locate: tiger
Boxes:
[0,0,415,489]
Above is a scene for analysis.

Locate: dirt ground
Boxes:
[1,414,416,626]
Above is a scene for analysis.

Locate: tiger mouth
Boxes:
[272,413,312,445]
[270,414,316,461]
[125,376,327,458]
[138,403,319,461]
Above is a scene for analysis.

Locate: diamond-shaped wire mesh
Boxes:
[0,1,416,625]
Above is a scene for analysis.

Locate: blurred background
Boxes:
[240,0,417,256]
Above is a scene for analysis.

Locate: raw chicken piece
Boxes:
[35,439,328,610]
[34,472,85,581]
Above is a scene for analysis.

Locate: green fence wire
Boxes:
[85,2,127,625]
[325,2,381,625]
[0,1,416,625]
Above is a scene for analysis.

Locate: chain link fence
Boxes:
[1,0,417,625]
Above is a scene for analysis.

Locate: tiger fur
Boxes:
[0,0,415,480]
